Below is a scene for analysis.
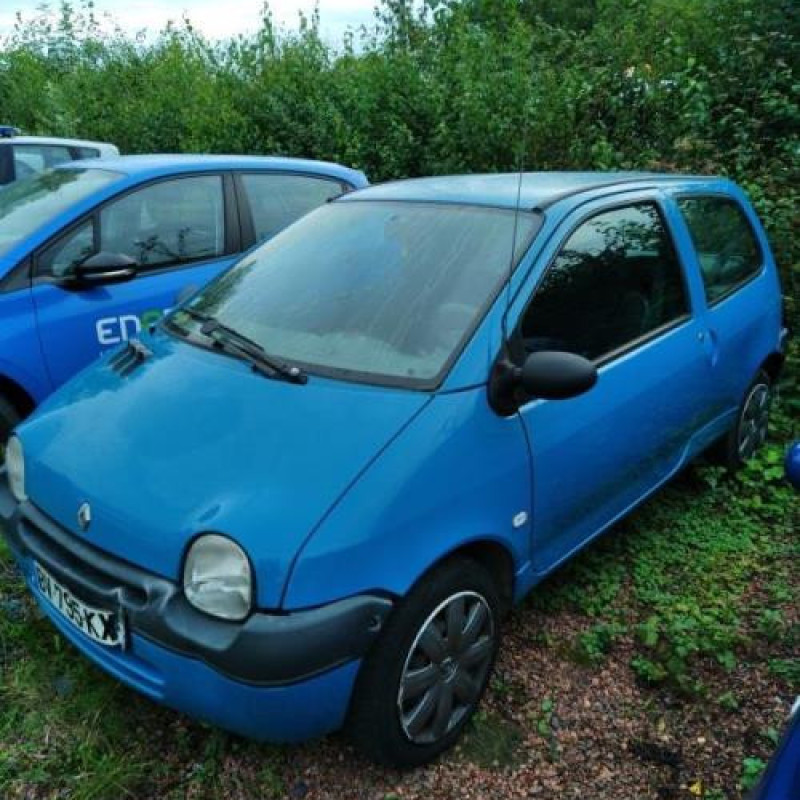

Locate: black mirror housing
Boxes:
[71,252,138,286]
[519,350,598,400]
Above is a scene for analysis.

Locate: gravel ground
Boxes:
[254,612,792,800]
[2,459,798,800]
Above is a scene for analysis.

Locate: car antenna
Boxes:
[500,140,526,357]
[487,142,527,417]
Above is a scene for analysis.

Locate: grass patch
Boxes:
[457,710,523,769]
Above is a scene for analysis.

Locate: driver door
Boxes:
[514,197,713,573]
[30,174,236,389]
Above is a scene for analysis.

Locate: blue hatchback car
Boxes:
[0,173,788,765]
[0,155,367,441]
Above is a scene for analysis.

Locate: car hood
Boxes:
[19,334,430,608]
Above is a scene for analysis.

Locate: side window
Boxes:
[38,220,96,278]
[241,174,346,243]
[677,196,761,303]
[74,147,101,159]
[99,175,224,270]
[13,144,73,178]
[518,203,688,362]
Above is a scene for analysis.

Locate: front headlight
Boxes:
[183,534,252,621]
[6,436,27,503]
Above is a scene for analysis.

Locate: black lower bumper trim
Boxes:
[0,476,393,686]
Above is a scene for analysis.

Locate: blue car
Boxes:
[785,442,800,489]
[748,451,799,799]
[0,172,788,765]
[0,154,367,441]
[751,685,800,798]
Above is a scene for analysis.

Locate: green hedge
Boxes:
[1,0,797,311]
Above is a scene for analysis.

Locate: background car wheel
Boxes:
[715,370,772,471]
[348,556,502,767]
[0,394,22,458]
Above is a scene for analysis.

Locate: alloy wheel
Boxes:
[397,591,495,745]
[737,382,771,460]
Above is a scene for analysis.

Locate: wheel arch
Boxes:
[759,351,785,384]
[408,538,516,614]
[0,373,36,418]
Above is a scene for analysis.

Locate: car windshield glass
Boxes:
[176,200,541,387]
[0,168,120,258]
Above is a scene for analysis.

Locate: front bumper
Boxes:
[0,475,393,740]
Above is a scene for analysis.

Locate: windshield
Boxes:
[0,168,121,258]
[177,200,541,388]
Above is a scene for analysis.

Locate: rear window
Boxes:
[677,196,762,303]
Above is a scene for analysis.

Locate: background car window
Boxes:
[13,144,73,178]
[241,174,346,242]
[100,175,224,269]
[518,203,688,361]
[0,168,119,259]
[74,146,101,159]
[677,196,761,303]
[38,220,96,277]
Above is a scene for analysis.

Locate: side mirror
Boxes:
[519,350,597,400]
[70,252,137,286]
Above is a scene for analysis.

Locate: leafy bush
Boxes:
[0,0,797,317]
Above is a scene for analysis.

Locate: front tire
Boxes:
[348,557,501,767]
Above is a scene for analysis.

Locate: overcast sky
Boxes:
[0,0,377,43]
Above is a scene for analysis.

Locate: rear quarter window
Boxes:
[677,196,762,304]
[74,147,101,159]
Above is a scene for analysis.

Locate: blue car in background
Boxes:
[0,155,367,440]
[0,172,787,766]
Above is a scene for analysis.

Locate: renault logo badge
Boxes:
[77,502,92,532]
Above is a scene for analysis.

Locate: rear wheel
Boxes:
[716,370,772,470]
[348,557,501,767]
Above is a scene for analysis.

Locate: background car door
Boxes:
[513,198,714,573]
[31,173,237,388]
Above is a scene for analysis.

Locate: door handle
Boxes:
[698,328,719,366]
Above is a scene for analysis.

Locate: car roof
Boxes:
[59,153,368,185]
[5,135,119,152]
[341,171,724,211]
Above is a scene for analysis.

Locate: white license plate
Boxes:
[34,562,126,648]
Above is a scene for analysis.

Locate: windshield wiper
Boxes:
[180,307,307,385]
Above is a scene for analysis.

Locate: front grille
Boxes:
[15,506,153,609]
